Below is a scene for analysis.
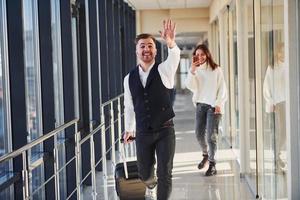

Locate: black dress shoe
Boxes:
[198,154,208,169]
[205,162,217,176]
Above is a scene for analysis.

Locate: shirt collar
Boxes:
[138,62,155,74]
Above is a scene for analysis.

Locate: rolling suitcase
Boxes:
[115,138,146,200]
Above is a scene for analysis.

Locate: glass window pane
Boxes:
[22,0,44,198]
[0,0,5,157]
[51,0,65,127]
[72,17,80,119]
[51,0,67,198]
[0,0,13,198]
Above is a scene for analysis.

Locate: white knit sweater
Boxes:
[185,63,227,113]
[263,62,286,113]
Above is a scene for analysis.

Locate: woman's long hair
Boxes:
[192,44,219,70]
[271,42,284,68]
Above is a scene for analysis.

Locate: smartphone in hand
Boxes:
[193,55,199,63]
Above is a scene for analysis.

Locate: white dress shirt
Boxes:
[185,63,227,113]
[123,45,181,132]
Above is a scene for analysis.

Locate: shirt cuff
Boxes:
[125,122,135,133]
[168,44,180,53]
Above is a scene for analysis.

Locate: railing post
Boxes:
[22,151,30,200]
[110,102,116,169]
[53,135,60,200]
[74,123,81,200]
[89,121,97,200]
[100,106,107,182]
[101,106,108,200]
[130,140,134,157]
[117,97,122,151]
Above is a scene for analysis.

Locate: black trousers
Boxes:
[136,127,175,200]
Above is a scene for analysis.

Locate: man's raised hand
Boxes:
[159,19,176,48]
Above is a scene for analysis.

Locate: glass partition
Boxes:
[223,10,232,145]
[230,5,240,159]
[245,0,257,193]
[259,0,287,199]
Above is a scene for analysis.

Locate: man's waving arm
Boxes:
[158,19,181,89]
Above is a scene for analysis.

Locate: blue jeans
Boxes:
[136,127,175,200]
[195,103,221,163]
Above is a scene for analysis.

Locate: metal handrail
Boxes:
[79,122,104,145]
[101,93,124,107]
[0,119,79,163]
[0,94,128,200]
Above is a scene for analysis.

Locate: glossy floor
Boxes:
[82,93,255,200]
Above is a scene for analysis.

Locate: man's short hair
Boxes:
[135,33,157,45]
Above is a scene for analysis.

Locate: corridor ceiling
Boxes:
[126,0,212,10]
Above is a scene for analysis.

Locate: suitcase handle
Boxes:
[120,136,136,143]
[119,136,136,179]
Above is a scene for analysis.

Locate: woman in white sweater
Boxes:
[263,42,286,172]
[185,44,227,176]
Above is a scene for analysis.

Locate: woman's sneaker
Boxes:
[198,154,209,169]
[205,162,217,176]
